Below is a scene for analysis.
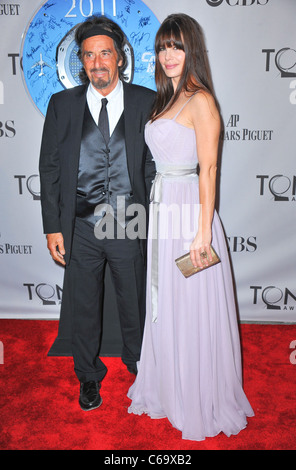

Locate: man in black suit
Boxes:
[39,16,155,411]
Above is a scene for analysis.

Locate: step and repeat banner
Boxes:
[1,0,295,332]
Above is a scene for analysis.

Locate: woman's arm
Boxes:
[189,91,220,268]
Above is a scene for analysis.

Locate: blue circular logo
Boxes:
[21,0,160,116]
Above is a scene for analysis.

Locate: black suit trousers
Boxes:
[68,217,145,383]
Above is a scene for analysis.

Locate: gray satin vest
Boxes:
[76,104,134,226]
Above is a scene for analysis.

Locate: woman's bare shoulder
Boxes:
[190,90,218,116]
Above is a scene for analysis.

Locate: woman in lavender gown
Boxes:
[128,13,254,441]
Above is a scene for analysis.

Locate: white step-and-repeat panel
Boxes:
[1,0,295,324]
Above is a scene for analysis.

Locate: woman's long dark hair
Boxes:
[150,13,217,121]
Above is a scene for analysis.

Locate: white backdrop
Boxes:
[1,0,295,324]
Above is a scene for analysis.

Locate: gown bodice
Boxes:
[145,100,198,171]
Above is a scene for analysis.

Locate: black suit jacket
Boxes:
[39,81,156,264]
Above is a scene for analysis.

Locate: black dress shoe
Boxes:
[127,365,137,375]
[79,381,102,411]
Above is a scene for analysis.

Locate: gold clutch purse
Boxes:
[175,246,220,278]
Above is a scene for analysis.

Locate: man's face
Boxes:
[81,35,122,95]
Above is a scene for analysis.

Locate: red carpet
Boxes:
[0,320,296,450]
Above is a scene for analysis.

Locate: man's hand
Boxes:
[46,232,66,266]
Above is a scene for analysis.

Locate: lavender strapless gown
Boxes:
[128,101,254,441]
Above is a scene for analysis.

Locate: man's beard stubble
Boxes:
[90,68,111,90]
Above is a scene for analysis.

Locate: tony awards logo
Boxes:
[262,47,296,104]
